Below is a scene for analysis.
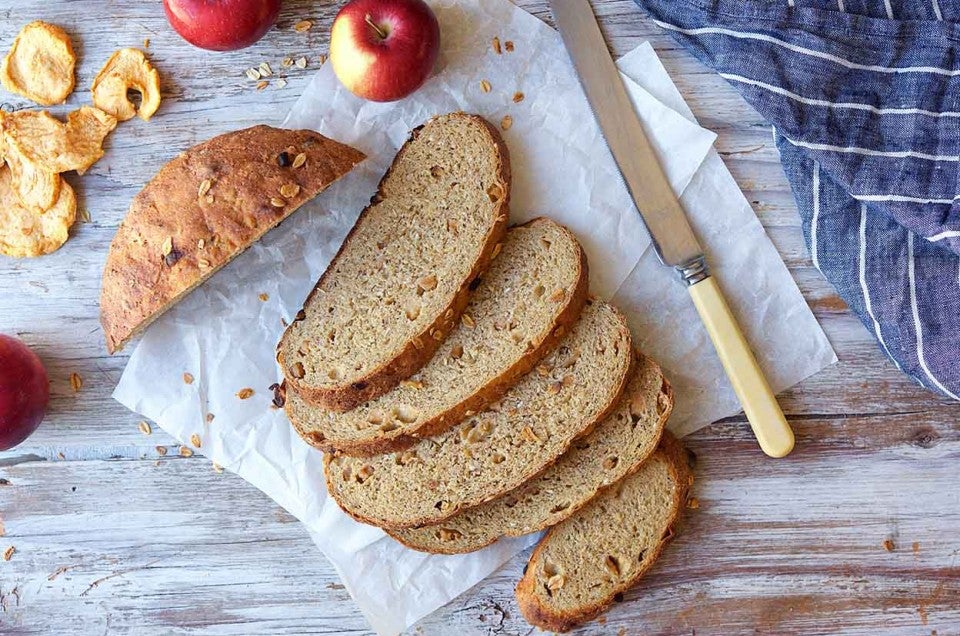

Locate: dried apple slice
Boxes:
[0,21,76,106]
[0,165,76,258]
[92,49,161,122]
[0,107,117,175]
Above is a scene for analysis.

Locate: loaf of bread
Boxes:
[515,433,693,633]
[100,125,364,353]
[324,299,633,529]
[389,352,672,553]
[286,218,589,456]
[278,113,511,412]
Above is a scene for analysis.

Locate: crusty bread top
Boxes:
[286,218,589,456]
[389,352,672,554]
[514,433,693,633]
[324,299,633,530]
[99,125,365,353]
[278,113,510,411]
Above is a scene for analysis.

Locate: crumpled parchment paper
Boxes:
[114,1,836,634]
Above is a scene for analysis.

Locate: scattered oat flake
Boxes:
[256,80,269,91]
[292,153,307,169]
[259,62,273,77]
[275,78,288,89]
[492,37,502,54]
[259,293,269,302]
[505,40,515,52]
[318,54,327,65]
[280,183,300,198]
[206,413,215,423]
[138,421,152,435]
[245,68,261,81]
[179,446,194,457]
[78,208,91,223]
[500,115,513,131]
[237,388,255,400]
[183,372,194,385]
[270,197,287,208]
[2,546,14,561]
[191,433,202,448]
[480,79,492,93]
[686,497,700,509]
[281,57,294,68]
[156,445,168,456]
[295,57,308,69]
[69,372,83,392]
[161,236,173,256]
[213,462,224,474]
[513,91,524,103]
[198,179,212,198]
[294,20,313,33]
[883,538,895,552]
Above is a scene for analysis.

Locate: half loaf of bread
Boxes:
[278,113,511,412]
[100,125,365,353]
[286,218,588,456]
[389,351,672,553]
[514,433,693,633]
[324,298,633,529]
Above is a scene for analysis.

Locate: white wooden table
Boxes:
[2,1,959,634]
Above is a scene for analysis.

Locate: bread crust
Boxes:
[288,218,590,457]
[321,300,635,530]
[514,432,693,633]
[280,113,511,412]
[386,354,674,554]
[99,125,365,353]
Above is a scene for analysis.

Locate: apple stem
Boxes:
[364,13,388,40]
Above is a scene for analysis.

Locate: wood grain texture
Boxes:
[2,0,959,634]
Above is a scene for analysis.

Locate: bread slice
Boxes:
[100,125,365,353]
[324,299,633,530]
[286,218,589,456]
[389,352,672,553]
[515,433,693,633]
[278,113,511,412]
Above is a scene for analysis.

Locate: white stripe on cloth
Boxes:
[858,203,900,368]
[933,0,944,20]
[652,20,960,76]
[783,136,960,162]
[884,0,894,18]
[907,232,960,400]
[837,0,845,10]
[811,162,821,270]
[927,230,960,241]
[853,193,960,204]
[719,73,960,118]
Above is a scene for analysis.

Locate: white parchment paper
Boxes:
[114,1,836,634]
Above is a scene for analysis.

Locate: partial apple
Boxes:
[163,0,282,51]
[330,0,440,102]
[0,335,49,452]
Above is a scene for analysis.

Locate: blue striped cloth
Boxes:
[633,0,960,399]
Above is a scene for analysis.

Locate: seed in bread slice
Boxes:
[324,299,633,530]
[100,126,365,354]
[278,113,511,412]
[388,352,673,553]
[286,218,589,456]
[514,433,693,633]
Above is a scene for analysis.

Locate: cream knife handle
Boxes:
[688,276,795,458]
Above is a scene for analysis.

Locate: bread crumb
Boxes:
[206,413,215,423]
[686,497,700,509]
[183,372,194,385]
[883,538,895,552]
[259,293,269,302]
[913,541,921,557]
[505,40,515,52]
[236,388,254,400]
[513,91,524,103]
[143,38,150,49]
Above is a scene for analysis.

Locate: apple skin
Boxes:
[330,0,440,102]
[0,335,49,452]
[163,0,282,51]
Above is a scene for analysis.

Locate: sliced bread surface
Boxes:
[324,299,633,529]
[100,125,365,353]
[514,433,693,633]
[287,218,589,456]
[389,351,672,553]
[278,113,510,411]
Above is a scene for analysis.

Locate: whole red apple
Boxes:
[0,335,49,451]
[163,0,282,51]
[330,0,440,102]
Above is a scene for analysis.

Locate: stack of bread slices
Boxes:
[277,112,695,632]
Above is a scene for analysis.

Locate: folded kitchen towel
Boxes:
[633,0,960,399]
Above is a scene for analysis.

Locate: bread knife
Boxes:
[548,0,795,458]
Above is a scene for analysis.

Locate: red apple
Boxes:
[0,335,49,451]
[163,0,282,51]
[330,0,440,102]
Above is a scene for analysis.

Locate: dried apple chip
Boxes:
[64,107,117,175]
[0,21,76,106]
[92,49,161,122]
[2,138,61,212]
[0,165,76,258]
[0,107,116,175]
